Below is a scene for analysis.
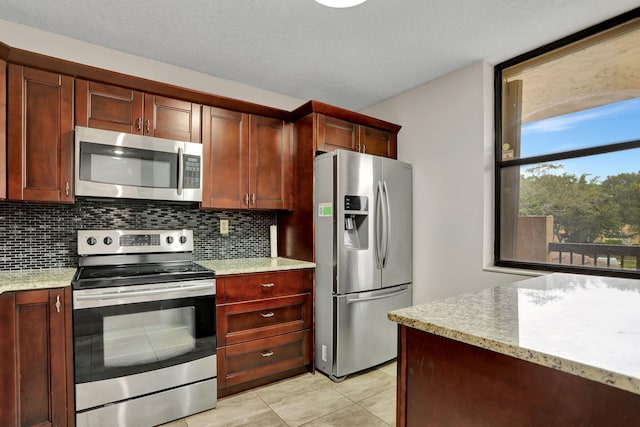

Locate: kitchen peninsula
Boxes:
[389,273,640,427]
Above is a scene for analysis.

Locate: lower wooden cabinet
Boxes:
[0,287,74,427]
[216,269,314,397]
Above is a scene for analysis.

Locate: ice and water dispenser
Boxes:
[343,195,368,249]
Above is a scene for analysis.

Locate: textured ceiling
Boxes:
[0,0,638,111]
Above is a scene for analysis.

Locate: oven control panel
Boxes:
[78,229,194,255]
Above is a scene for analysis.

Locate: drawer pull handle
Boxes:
[261,283,275,288]
[261,351,274,358]
[260,312,275,318]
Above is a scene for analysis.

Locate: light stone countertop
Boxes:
[197,257,315,276]
[0,268,77,294]
[389,273,640,395]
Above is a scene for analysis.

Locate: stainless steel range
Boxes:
[72,229,216,427]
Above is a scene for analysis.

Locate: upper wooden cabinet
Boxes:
[75,79,201,143]
[201,106,292,210]
[1,60,6,200]
[315,114,397,158]
[0,288,74,427]
[7,65,74,203]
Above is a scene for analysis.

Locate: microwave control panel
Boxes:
[183,155,201,188]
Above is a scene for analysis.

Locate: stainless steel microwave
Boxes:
[75,126,203,202]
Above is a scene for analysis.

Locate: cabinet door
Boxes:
[0,288,73,427]
[75,79,144,134]
[1,60,6,200]
[143,94,201,143]
[8,65,74,203]
[249,115,291,210]
[359,125,397,158]
[316,114,357,153]
[201,106,250,209]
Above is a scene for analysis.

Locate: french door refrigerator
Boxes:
[315,149,412,381]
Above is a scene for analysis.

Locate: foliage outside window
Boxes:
[495,8,640,277]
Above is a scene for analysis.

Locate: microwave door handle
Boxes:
[177,147,184,195]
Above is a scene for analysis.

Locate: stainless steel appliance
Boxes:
[75,126,203,202]
[315,150,413,381]
[72,229,216,427]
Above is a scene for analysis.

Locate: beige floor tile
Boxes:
[156,419,188,427]
[377,361,398,377]
[330,369,396,403]
[359,386,397,426]
[266,387,352,427]
[254,372,334,405]
[186,391,286,427]
[301,403,389,427]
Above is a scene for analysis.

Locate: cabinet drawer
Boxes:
[220,330,311,387]
[221,270,311,303]
[218,294,311,346]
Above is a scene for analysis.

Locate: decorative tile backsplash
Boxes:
[0,198,276,270]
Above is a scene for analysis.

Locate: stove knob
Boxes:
[166,236,174,244]
[179,236,188,244]
[87,237,97,246]
[103,237,113,245]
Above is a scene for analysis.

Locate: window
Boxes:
[495,8,640,278]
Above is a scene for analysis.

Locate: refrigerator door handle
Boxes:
[382,180,391,268]
[375,181,384,269]
[346,285,410,304]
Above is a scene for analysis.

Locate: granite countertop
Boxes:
[197,257,315,276]
[0,268,77,294]
[389,273,640,395]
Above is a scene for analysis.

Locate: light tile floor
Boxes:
[158,361,397,427]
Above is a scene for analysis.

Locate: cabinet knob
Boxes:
[55,295,61,313]
[260,312,275,318]
[144,119,151,134]
[260,283,275,288]
[65,182,70,197]
[261,351,274,358]
[245,194,249,205]
[251,193,256,205]
[362,144,366,153]
[136,117,142,131]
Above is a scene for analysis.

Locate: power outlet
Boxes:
[220,219,229,235]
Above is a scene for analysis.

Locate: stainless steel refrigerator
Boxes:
[315,149,413,381]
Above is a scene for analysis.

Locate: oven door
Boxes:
[73,279,216,412]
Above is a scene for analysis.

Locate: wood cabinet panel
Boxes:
[0,288,74,427]
[201,106,249,209]
[219,294,311,346]
[216,269,314,396]
[76,80,200,142]
[221,270,311,303]
[398,326,640,427]
[75,79,143,133]
[8,65,74,203]
[144,94,201,143]
[316,115,357,153]
[360,125,396,158]
[250,116,291,209]
[219,330,310,388]
[201,107,292,210]
[0,60,6,200]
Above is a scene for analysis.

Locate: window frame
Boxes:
[494,7,640,279]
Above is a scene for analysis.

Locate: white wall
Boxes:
[0,19,304,111]
[363,61,532,304]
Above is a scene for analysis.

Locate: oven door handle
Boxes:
[75,282,214,303]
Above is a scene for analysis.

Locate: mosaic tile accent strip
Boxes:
[0,198,276,270]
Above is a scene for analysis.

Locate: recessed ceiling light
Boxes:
[315,0,367,8]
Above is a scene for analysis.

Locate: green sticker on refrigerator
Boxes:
[318,203,333,217]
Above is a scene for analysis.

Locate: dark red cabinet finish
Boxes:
[216,269,314,397]
[0,288,74,427]
[7,65,74,203]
